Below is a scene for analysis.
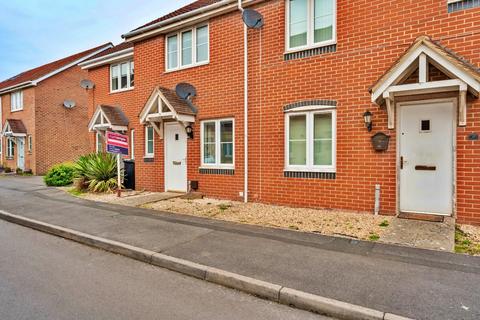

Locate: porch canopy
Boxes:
[1,119,27,137]
[370,36,480,129]
[88,105,129,133]
[139,86,196,138]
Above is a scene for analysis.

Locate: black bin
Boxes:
[124,160,135,190]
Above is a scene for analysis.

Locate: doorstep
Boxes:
[382,216,455,252]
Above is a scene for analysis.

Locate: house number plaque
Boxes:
[371,132,390,152]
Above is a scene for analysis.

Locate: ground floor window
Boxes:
[130,129,135,160]
[145,126,154,157]
[28,135,32,153]
[285,109,336,172]
[7,138,14,158]
[201,118,234,167]
[96,132,103,153]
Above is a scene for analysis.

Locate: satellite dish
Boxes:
[63,100,76,109]
[242,9,264,29]
[80,79,95,90]
[175,83,197,100]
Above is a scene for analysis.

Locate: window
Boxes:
[7,138,14,158]
[166,25,209,71]
[11,91,23,111]
[287,0,336,51]
[130,129,135,160]
[28,135,32,153]
[110,61,134,92]
[96,132,103,153]
[285,109,336,172]
[145,126,154,157]
[201,119,234,167]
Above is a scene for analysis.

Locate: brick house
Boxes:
[0,43,112,174]
[82,0,480,225]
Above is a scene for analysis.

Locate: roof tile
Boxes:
[0,43,111,92]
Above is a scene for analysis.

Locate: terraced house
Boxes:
[81,0,480,225]
[0,44,112,174]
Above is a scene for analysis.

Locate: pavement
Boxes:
[0,220,326,320]
[382,217,455,252]
[1,176,480,319]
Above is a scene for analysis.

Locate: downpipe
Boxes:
[238,0,248,203]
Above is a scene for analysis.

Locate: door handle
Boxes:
[400,156,404,169]
[173,161,182,165]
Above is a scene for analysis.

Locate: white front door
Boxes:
[399,101,454,215]
[164,123,187,192]
[17,137,25,170]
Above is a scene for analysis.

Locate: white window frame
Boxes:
[6,138,14,158]
[166,24,210,72]
[130,129,135,160]
[95,132,103,153]
[285,0,337,52]
[145,126,154,158]
[110,60,134,93]
[200,118,235,169]
[285,107,336,172]
[10,91,23,112]
[27,135,33,153]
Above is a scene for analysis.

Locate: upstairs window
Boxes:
[111,60,134,92]
[201,119,234,168]
[11,91,23,111]
[166,25,209,71]
[287,0,336,51]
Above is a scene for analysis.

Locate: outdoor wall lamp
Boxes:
[185,125,194,139]
[363,110,373,132]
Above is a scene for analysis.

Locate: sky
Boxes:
[0,0,193,80]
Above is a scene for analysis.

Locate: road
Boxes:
[0,220,327,320]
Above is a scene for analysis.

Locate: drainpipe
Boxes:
[238,0,248,203]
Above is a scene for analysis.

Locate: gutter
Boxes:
[122,0,232,39]
[79,47,134,70]
[0,81,34,95]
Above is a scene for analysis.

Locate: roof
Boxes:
[132,0,222,31]
[99,105,129,126]
[5,119,27,134]
[86,42,133,62]
[0,43,112,93]
[370,36,480,94]
[158,87,197,115]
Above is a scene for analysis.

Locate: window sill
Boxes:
[110,87,134,94]
[10,108,24,113]
[284,170,336,180]
[284,43,337,61]
[165,61,209,74]
[143,156,154,163]
[6,157,14,160]
[199,167,235,175]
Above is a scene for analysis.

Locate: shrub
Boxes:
[75,153,122,193]
[16,168,23,174]
[4,167,12,173]
[44,162,76,186]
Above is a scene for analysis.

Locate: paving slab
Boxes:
[382,217,455,252]
[114,192,183,207]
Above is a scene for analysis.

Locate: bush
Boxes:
[16,168,23,174]
[44,162,76,186]
[75,153,122,193]
[4,167,12,173]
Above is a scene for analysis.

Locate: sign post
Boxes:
[105,131,129,197]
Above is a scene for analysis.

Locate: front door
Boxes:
[17,137,25,170]
[399,101,454,215]
[164,123,187,192]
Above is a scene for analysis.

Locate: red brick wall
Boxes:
[89,0,480,224]
[0,88,36,172]
[34,65,91,174]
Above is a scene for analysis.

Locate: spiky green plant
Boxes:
[75,153,123,193]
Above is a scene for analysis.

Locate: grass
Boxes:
[369,233,380,241]
[455,226,480,255]
[379,220,389,227]
[218,203,231,211]
[67,188,85,197]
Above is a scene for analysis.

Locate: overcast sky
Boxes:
[0,0,192,80]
